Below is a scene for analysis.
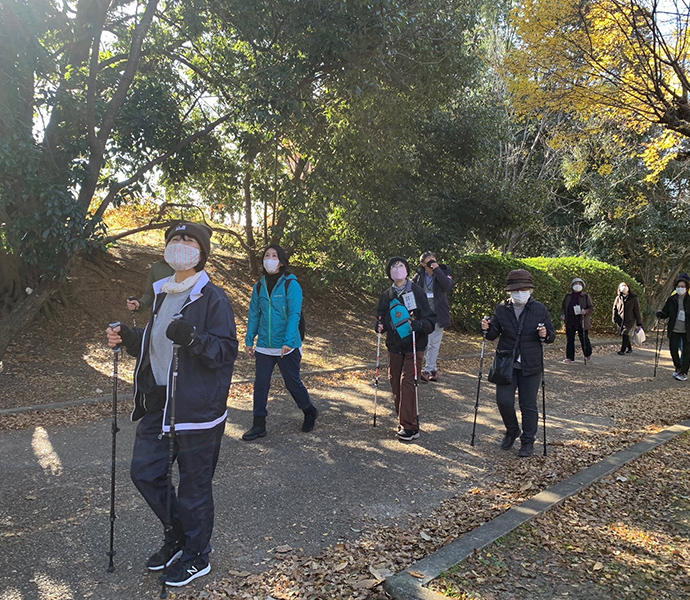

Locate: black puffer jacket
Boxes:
[657,293,690,339]
[485,297,556,377]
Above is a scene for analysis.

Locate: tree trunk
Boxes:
[0,279,60,362]
[243,169,259,276]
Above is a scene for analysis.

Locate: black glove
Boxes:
[656,311,664,318]
[427,260,438,268]
[166,318,196,346]
[411,319,423,332]
[117,323,138,348]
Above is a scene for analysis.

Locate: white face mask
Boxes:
[677,287,687,296]
[511,290,531,305]
[263,258,280,274]
[164,243,201,272]
[572,284,583,292]
[620,285,628,295]
[390,266,408,281]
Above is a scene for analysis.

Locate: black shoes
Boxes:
[242,416,267,441]
[500,429,520,450]
[159,555,211,587]
[302,406,318,432]
[397,429,420,441]
[146,539,184,571]
[518,442,534,457]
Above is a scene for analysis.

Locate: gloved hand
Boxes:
[411,319,423,333]
[117,323,138,348]
[656,311,664,318]
[166,318,196,346]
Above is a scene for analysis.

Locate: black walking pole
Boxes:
[539,322,547,457]
[412,327,420,430]
[160,315,182,599]
[373,318,382,427]
[128,296,138,328]
[471,318,488,446]
[654,318,666,377]
[580,313,586,366]
[107,322,122,572]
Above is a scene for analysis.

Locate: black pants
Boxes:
[566,327,592,360]
[669,332,690,374]
[620,333,632,352]
[495,369,541,444]
[130,411,225,562]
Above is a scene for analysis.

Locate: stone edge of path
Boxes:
[383,419,690,600]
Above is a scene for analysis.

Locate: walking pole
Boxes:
[160,315,182,599]
[106,322,122,572]
[654,318,665,377]
[373,317,382,427]
[471,318,488,446]
[538,323,547,456]
[580,313,586,366]
[412,327,420,430]
[127,296,138,328]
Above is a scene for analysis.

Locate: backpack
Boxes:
[388,296,412,342]
[256,277,306,341]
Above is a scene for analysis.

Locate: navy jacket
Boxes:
[412,264,454,328]
[485,297,556,377]
[125,271,238,432]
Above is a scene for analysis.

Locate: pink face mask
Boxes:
[390,266,408,281]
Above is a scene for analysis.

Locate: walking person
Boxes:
[412,251,454,382]
[561,277,594,363]
[106,222,238,587]
[481,269,556,457]
[612,281,643,355]
[242,245,317,440]
[376,257,437,441]
[656,273,690,381]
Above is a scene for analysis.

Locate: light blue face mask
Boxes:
[510,290,531,305]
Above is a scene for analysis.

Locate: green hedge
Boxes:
[523,257,644,333]
[448,254,562,332]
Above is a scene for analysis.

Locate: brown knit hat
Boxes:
[505,269,535,291]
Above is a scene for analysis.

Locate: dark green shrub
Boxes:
[522,257,644,333]
[448,254,562,332]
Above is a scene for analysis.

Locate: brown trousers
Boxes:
[388,351,424,430]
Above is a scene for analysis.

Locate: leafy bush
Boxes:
[523,257,644,333]
[448,254,562,332]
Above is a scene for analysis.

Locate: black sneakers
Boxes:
[500,429,520,450]
[517,442,534,457]
[146,539,184,571]
[397,429,420,441]
[160,555,211,587]
[302,405,318,432]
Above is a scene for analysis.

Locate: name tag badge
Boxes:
[402,292,417,311]
[426,292,434,299]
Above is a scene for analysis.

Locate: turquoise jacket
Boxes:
[245,273,303,349]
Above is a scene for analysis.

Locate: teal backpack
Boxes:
[388,297,412,341]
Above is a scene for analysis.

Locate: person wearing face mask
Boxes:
[106,222,238,587]
[243,244,317,440]
[612,281,643,355]
[376,257,437,441]
[560,277,594,363]
[656,273,690,380]
[481,269,556,457]
[412,251,454,382]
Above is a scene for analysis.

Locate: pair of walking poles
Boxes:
[372,317,420,429]
[107,315,182,600]
[471,319,548,456]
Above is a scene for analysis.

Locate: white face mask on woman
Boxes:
[677,286,687,296]
[164,243,201,272]
[510,290,531,305]
[572,284,583,292]
[263,258,280,274]
[390,266,408,281]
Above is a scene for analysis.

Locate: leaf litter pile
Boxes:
[431,432,690,600]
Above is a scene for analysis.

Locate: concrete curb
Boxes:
[383,419,690,600]
[0,340,621,416]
